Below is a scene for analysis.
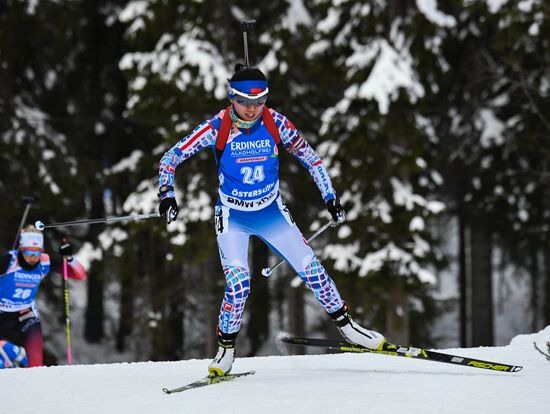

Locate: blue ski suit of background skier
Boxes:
[0,226,87,367]
[0,340,27,368]
[158,64,386,377]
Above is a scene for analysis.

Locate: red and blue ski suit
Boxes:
[159,107,344,335]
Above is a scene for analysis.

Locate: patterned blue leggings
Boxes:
[215,196,343,334]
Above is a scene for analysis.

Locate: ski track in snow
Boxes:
[1,328,549,414]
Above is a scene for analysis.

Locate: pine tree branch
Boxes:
[481,48,550,134]
[516,69,550,134]
[533,341,550,361]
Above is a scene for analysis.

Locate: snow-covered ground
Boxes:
[1,327,549,414]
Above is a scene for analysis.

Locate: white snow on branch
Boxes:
[316,140,341,162]
[518,0,538,13]
[283,0,313,32]
[323,241,361,272]
[477,108,505,148]
[410,216,426,232]
[336,191,365,222]
[8,97,73,191]
[98,228,128,251]
[76,242,102,270]
[416,0,457,27]
[14,97,53,138]
[305,40,331,59]
[359,243,436,283]
[356,39,425,114]
[38,163,61,195]
[391,177,445,214]
[105,150,144,175]
[345,40,380,77]
[119,0,152,36]
[481,0,510,13]
[322,241,437,284]
[359,243,437,284]
[329,32,425,118]
[24,0,39,15]
[123,179,159,215]
[183,190,212,222]
[317,7,341,33]
[120,32,230,102]
[365,198,393,224]
[259,41,287,74]
[118,0,150,22]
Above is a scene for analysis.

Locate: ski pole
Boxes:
[12,196,36,249]
[34,212,161,231]
[62,257,72,365]
[241,20,256,67]
[261,220,337,277]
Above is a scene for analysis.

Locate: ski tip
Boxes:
[511,365,523,373]
[275,332,292,354]
[162,388,171,394]
[276,332,291,341]
[233,370,256,376]
[277,335,306,345]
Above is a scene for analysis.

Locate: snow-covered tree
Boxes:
[303,0,449,345]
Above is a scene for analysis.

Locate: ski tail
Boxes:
[280,336,523,373]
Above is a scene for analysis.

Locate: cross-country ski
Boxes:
[279,336,523,373]
[162,371,255,394]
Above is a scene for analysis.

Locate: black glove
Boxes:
[59,239,73,259]
[159,197,178,224]
[326,197,346,223]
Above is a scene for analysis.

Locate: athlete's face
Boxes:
[20,249,41,265]
[231,99,264,122]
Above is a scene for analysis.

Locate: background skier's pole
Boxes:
[12,196,36,249]
[63,257,72,365]
[241,20,256,67]
[261,220,336,277]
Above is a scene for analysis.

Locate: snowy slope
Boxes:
[1,328,549,414]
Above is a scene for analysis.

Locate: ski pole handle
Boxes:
[35,212,161,231]
[241,20,256,67]
[12,196,36,249]
[261,220,336,277]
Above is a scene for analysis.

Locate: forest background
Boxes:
[0,0,549,365]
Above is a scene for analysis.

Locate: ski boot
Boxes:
[330,304,386,350]
[208,331,237,377]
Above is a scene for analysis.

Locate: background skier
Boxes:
[0,226,87,367]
